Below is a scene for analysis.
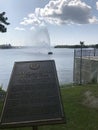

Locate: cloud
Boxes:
[89,16,98,24]
[96,1,98,10]
[37,0,97,25]
[21,0,98,26]
[30,26,35,30]
[15,27,25,31]
[20,14,43,26]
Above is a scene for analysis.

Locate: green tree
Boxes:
[0,12,10,33]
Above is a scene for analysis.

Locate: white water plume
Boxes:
[34,26,51,48]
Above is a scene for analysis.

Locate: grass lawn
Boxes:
[0,84,98,130]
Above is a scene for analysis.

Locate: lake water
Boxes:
[0,47,74,90]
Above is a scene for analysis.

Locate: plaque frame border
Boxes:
[0,60,66,128]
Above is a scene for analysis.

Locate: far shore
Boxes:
[0,44,97,50]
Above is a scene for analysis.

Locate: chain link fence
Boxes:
[73,48,98,84]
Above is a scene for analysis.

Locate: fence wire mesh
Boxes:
[73,48,98,84]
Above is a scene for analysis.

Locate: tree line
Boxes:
[54,44,98,48]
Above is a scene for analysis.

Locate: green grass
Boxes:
[0,84,98,130]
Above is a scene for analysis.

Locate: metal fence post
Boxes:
[80,41,84,85]
[33,126,38,130]
[73,49,76,84]
[94,46,96,56]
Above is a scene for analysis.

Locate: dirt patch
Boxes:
[82,90,98,108]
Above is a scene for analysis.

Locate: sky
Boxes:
[0,0,98,46]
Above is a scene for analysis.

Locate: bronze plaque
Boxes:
[0,60,65,128]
